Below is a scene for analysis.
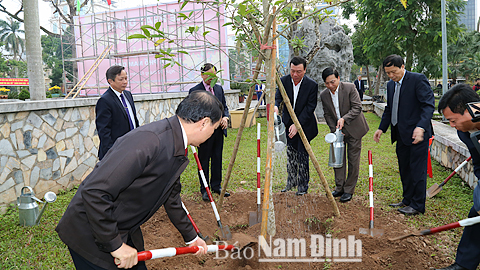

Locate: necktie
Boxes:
[120,93,135,131]
[208,85,214,95]
[391,82,401,126]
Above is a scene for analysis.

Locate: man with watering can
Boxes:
[436,84,480,270]
[56,91,224,269]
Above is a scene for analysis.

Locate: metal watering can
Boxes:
[17,186,57,226]
[325,128,344,168]
[274,112,287,152]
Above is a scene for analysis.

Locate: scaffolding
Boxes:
[59,2,230,96]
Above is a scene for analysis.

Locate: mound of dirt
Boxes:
[141,190,456,269]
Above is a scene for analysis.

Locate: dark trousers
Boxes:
[358,90,364,101]
[456,206,480,270]
[395,133,428,213]
[69,248,147,270]
[198,127,224,193]
[286,134,310,193]
[333,135,362,194]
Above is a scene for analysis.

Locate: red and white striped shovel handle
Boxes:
[368,150,374,227]
[421,215,480,235]
[257,123,261,205]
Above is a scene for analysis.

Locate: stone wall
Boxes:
[0,90,239,213]
[373,102,478,190]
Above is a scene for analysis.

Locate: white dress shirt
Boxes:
[111,88,136,129]
[291,77,304,109]
[329,84,341,120]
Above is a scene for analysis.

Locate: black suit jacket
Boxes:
[189,82,229,136]
[354,79,365,93]
[378,71,435,145]
[56,116,196,270]
[95,87,139,160]
[275,75,319,141]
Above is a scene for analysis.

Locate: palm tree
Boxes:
[0,18,25,61]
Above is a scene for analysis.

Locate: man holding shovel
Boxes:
[56,91,223,269]
[436,84,480,270]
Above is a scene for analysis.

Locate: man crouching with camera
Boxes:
[436,83,480,270]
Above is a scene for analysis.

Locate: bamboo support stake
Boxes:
[260,7,277,239]
[275,74,340,217]
[218,14,275,210]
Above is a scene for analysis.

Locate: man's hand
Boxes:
[112,243,138,269]
[274,106,279,114]
[189,237,208,255]
[336,118,345,130]
[220,117,229,129]
[288,124,298,138]
[373,129,383,143]
[412,127,425,144]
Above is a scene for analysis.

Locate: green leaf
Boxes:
[181,0,189,10]
[238,4,247,16]
[223,22,233,27]
[178,13,189,20]
[218,77,224,85]
[155,22,161,30]
[127,34,147,39]
[141,28,151,37]
[203,31,211,37]
[178,50,189,54]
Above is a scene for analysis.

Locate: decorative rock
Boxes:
[49,109,58,119]
[65,139,74,149]
[52,170,60,180]
[56,140,66,152]
[35,180,55,194]
[30,166,40,188]
[41,122,56,139]
[14,170,23,184]
[88,120,96,137]
[63,121,75,129]
[80,121,90,137]
[0,167,11,184]
[64,157,78,175]
[0,139,15,157]
[83,155,97,168]
[11,120,24,131]
[23,124,33,131]
[37,149,47,162]
[58,149,74,158]
[23,131,32,149]
[38,134,47,149]
[82,167,94,181]
[54,118,64,131]
[72,164,89,180]
[17,150,31,158]
[27,112,43,128]
[84,137,94,152]
[0,178,15,194]
[71,109,81,122]
[57,173,70,187]
[41,113,56,126]
[92,136,100,148]
[77,152,90,165]
[0,122,10,138]
[6,157,20,170]
[53,158,60,171]
[55,131,65,141]
[43,138,55,151]
[14,111,28,120]
[64,108,73,122]
[10,133,17,149]
[40,167,52,180]
[21,155,36,169]
[15,129,25,149]
[31,137,38,149]
[60,157,67,174]
[0,188,16,204]
[79,107,90,120]
[46,147,58,159]
[66,127,78,138]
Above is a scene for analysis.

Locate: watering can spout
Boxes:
[35,191,57,225]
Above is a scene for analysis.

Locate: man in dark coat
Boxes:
[189,63,230,201]
[353,75,365,101]
[56,91,223,269]
[436,84,480,270]
[373,54,435,215]
[274,56,319,195]
[96,65,139,160]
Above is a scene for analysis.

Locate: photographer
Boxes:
[436,83,480,270]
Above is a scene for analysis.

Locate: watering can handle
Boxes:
[20,186,34,196]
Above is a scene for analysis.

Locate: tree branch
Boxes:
[0,3,60,38]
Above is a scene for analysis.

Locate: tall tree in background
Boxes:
[343,0,465,94]
[0,18,24,61]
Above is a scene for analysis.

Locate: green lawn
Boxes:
[0,112,474,269]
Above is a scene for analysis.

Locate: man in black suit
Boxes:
[373,54,435,215]
[96,65,139,160]
[56,91,222,270]
[436,84,480,270]
[353,75,365,101]
[189,63,230,201]
[274,56,319,196]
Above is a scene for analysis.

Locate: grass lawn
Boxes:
[0,112,474,269]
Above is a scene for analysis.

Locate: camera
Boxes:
[467,102,480,153]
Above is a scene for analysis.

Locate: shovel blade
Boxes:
[249,211,261,226]
[359,227,384,237]
[426,184,441,198]
[220,225,232,241]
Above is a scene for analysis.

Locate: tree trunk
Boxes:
[374,64,383,96]
[24,0,45,100]
[405,49,413,71]
[366,65,371,96]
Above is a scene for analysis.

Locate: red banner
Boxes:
[0,78,29,86]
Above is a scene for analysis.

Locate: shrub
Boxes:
[8,89,18,99]
[18,89,30,100]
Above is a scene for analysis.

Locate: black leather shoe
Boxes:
[398,206,421,215]
[435,263,468,270]
[213,189,230,197]
[339,193,352,202]
[332,190,344,197]
[202,192,209,202]
[295,191,307,196]
[281,185,294,193]
[389,201,406,207]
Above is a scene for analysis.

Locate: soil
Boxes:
[141,190,457,269]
